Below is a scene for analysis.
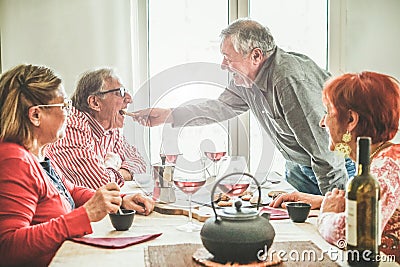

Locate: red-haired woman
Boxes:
[270,71,400,263]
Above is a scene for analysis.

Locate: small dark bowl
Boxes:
[286,202,311,223]
[109,209,135,231]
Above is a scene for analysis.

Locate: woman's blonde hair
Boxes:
[0,64,62,149]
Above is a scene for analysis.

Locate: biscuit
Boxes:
[250,195,258,204]
[213,193,230,202]
[217,201,233,207]
[239,190,253,197]
[220,194,230,201]
[241,194,252,201]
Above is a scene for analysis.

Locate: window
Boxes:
[147,0,229,165]
[132,0,328,176]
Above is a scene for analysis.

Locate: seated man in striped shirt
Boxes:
[46,68,146,189]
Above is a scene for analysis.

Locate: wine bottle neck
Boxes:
[356,137,371,176]
[357,162,370,175]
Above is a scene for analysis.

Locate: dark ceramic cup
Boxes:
[109,209,135,231]
[286,202,311,223]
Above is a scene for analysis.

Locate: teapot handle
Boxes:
[210,172,261,221]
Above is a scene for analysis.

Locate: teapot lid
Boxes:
[217,200,258,220]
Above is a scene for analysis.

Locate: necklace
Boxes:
[370,141,391,160]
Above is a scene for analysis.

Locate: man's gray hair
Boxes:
[71,67,120,114]
[220,18,276,57]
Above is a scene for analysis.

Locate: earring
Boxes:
[32,120,40,127]
[334,130,352,158]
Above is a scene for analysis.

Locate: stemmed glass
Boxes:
[218,173,250,197]
[160,153,181,165]
[173,176,206,232]
[204,151,227,178]
[217,156,250,203]
[159,144,181,165]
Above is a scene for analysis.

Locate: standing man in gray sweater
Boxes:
[132,18,355,195]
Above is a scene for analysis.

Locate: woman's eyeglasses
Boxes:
[95,87,126,98]
[34,99,72,113]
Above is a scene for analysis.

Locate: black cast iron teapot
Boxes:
[200,172,275,263]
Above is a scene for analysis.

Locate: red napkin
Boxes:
[71,233,162,249]
[260,207,318,220]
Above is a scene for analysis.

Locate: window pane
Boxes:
[148,0,229,164]
[249,0,328,174]
[250,0,328,68]
[149,0,227,71]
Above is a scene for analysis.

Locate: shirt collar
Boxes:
[253,47,277,90]
[85,112,114,139]
[72,107,112,139]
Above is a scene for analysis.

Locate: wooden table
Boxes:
[50,177,398,267]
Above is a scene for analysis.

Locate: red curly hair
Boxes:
[322,71,400,144]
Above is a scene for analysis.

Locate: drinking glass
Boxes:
[159,144,181,164]
[218,173,250,197]
[160,153,182,164]
[173,176,206,232]
[217,156,250,201]
[204,151,227,178]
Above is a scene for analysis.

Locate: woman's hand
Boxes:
[83,182,122,222]
[320,188,346,213]
[269,191,324,209]
[122,193,155,215]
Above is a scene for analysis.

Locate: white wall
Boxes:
[329,0,400,78]
[0,0,133,95]
[344,0,400,142]
[345,0,400,78]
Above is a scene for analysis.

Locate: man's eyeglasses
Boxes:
[96,87,126,98]
[34,99,72,112]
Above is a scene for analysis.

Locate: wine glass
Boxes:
[204,151,227,178]
[159,143,182,165]
[217,156,250,203]
[218,174,250,196]
[160,153,182,164]
[173,176,206,232]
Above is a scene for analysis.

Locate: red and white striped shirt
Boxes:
[46,107,146,189]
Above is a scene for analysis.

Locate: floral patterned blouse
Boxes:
[317,143,400,263]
